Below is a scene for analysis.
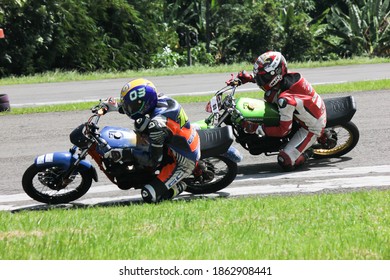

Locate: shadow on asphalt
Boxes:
[238,156,353,176]
[10,192,231,214]
[10,157,353,213]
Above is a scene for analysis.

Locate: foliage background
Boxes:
[0,0,389,77]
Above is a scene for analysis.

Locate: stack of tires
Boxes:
[0,29,9,112]
[0,94,11,112]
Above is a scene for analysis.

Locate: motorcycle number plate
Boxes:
[36,153,54,164]
[210,96,220,114]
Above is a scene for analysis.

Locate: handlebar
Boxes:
[83,105,112,151]
[213,84,238,110]
[216,84,238,96]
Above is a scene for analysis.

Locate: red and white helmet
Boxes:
[253,51,288,92]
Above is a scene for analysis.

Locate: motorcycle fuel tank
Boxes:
[236,97,280,126]
[99,126,137,149]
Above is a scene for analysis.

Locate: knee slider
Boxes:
[277,151,294,171]
[141,179,168,203]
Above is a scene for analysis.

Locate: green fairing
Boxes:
[236,97,280,126]
[192,119,209,129]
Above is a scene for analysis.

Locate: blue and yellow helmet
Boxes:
[120,78,158,119]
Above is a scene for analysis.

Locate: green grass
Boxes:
[1,57,388,115]
[175,78,390,102]
[0,56,389,86]
[0,189,389,260]
[1,59,389,261]
[1,79,389,116]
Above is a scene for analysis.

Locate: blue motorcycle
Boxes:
[22,104,242,204]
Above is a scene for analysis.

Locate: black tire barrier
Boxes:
[0,94,11,112]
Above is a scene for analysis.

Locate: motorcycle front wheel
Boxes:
[313,121,360,159]
[22,164,93,204]
[184,156,237,194]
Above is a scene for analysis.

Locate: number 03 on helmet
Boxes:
[120,78,158,119]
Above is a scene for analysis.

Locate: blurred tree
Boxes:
[0,0,387,77]
[326,0,390,56]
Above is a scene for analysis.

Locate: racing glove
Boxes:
[100,97,118,114]
[237,70,255,84]
[226,70,255,86]
[226,74,242,86]
[135,117,167,168]
[241,120,265,136]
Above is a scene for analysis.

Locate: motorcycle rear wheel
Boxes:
[185,156,237,194]
[313,121,359,159]
[22,164,92,204]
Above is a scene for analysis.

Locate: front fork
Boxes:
[35,145,98,189]
[60,146,91,187]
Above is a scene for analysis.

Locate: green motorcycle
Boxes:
[194,83,359,160]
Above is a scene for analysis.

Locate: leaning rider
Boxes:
[230,51,327,171]
[101,78,200,202]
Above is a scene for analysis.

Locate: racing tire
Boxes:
[313,121,360,159]
[185,156,237,194]
[22,164,93,204]
[0,94,10,112]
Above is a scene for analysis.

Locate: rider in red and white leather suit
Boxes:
[233,51,326,171]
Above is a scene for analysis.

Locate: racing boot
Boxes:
[193,161,214,182]
[317,130,337,149]
[162,181,187,200]
[294,148,313,169]
[171,181,187,198]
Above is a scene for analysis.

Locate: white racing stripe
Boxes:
[226,176,390,196]
[11,81,349,107]
[73,175,390,205]
[235,165,390,182]
[1,165,389,211]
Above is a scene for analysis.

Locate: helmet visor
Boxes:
[123,99,145,117]
[255,71,274,88]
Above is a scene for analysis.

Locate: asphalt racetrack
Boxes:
[1,64,389,211]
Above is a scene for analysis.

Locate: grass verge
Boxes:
[0,57,389,86]
[0,189,388,260]
[1,79,389,115]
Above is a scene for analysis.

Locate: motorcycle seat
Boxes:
[324,96,357,128]
[197,126,234,159]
